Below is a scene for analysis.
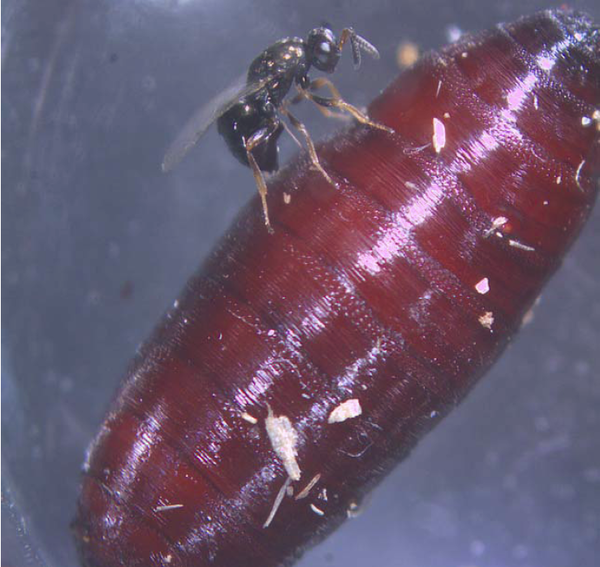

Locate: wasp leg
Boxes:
[291,78,342,103]
[245,125,280,233]
[306,77,343,100]
[301,90,394,135]
[245,148,274,233]
[279,106,337,189]
[279,117,304,150]
[290,78,346,121]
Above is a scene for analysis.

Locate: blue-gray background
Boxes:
[2,1,599,566]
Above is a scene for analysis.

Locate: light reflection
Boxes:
[335,341,383,392]
[115,410,163,493]
[534,38,571,73]
[357,181,445,276]
[354,37,578,279]
[299,293,333,335]
[505,72,538,113]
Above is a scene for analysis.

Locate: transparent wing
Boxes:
[161,75,268,173]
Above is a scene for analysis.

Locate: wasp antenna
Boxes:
[352,32,380,61]
[350,34,362,69]
[341,28,380,70]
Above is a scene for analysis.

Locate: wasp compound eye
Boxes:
[307,28,341,72]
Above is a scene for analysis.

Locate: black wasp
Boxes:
[162,26,392,231]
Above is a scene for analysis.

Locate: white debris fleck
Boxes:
[267,329,276,337]
[328,399,362,424]
[582,116,592,127]
[443,111,451,119]
[430,410,439,418]
[509,239,536,252]
[533,94,539,110]
[347,501,361,518]
[435,79,442,98]
[241,412,258,425]
[263,476,292,528]
[154,504,184,513]
[283,192,291,204]
[164,554,173,564]
[483,216,508,238]
[265,407,301,481]
[445,24,463,42]
[295,473,322,500]
[556,175,562,185]
[432,117,446,154]
[310,503,325,516]
[478,311,494,330]
[475,277,490,295]
[461,51,468,58]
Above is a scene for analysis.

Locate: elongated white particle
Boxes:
[328,399,363,424]
[241,412,258,425]
[295,473,322,500]
[432,117,446,153]
[509,239,535,252]
[154,504,184,513]
[263,476,292,528]
[310,503,325,516]
[265,407,301,481]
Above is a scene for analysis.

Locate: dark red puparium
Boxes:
[74,10,599,567]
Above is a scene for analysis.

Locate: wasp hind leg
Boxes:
[290,78,346,121]
[298,83,394,135]
[279,106,337,189]
[245,127,280,234]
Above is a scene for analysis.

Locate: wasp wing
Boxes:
[161,75,268,173]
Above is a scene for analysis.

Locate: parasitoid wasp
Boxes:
[162,26,393,231]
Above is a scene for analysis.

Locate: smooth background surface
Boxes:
[2,1,599,566]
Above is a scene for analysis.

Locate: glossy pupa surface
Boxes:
[74,9,599,567]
